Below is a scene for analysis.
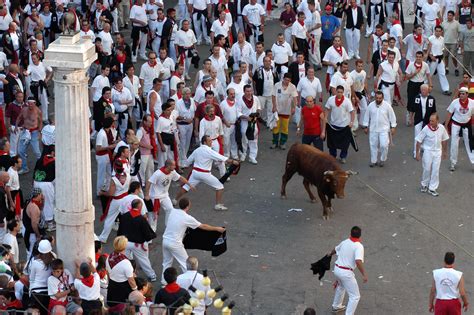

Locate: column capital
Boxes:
[44,33,97,70]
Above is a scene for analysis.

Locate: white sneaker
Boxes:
[450,164,456,171]
[131,55,137,63]
[139,54,148,61]
[214,204,228,211]
[197,40,202,45]
[420,186,428,193]
[332,305,347,313]
[239,155,246,162]
[172,198,178,206]
[248,158,258,164]
[112,221,119,231]
[428,189,439,197]
[185,74,191,81]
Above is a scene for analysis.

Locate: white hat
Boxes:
[459,87,469,93]
[38,240,52,254]
[41,124,55,146]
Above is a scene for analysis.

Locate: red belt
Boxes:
[28,127,39,132]
[336,264,353,271]
[100,192,128,221]
[96,150,109,156]
[193,167,210,173]
[112,192,128,200]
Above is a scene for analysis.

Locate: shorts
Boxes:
[182,169,224,191]
[66,300,82,313]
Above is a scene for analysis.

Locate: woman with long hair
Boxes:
[28,239,54,315]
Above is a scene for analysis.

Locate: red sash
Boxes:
[100,192,128,221]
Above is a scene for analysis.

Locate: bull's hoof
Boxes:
[329,207,334,212]
[322,215,329,220]
[280,195,287,200]
[310,199,317,203]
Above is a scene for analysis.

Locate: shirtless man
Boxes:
[23,187,44,258]
[16,97,42,174]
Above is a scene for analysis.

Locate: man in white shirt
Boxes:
[422,0,441,37]
[297,67,322,107]
[98,23,113,58]
[442,11,460,75]
[389,15,404,49]
[330,61,354,99]
[189,0,211,45]
[174,20,197,80]
[426,26,451,95]
[210,10,231,45]
[322,36,349,92]
[242,0,266,47]
[111,79,134,139]
[327,226,367,315]
[3,220,20,267]
[362,91,397,167]
[374,51,401,104]
[307,0,322,68]
[174,135,239,210]
[26,53,53,122]
[139,51,164,97]
[161,198,225,284]
[230,32,254,71]
[237,85,261,164]
[130,0,148,62]
[444,88,474,171]
[177,257,212,315]
[220,88,239,158]
[429,252,469,313]
[271,33,293,79]
[176,88,196,165]
[198,105,226,177]
[416,113,449,196]
[292,12,309,59]
[91,66,110,108]
[209,45,229,87]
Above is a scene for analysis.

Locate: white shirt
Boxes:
[48,269,74,301]
[74,273,101,300]
[27,62,52,82]
[271,42,293,64]
[230,41,254,67]
[147,90,162,125]
[403,34,426,62]
[123,75,141,100]
[428,35,445,56]
[350,70,366,93]
[96,128,117,150]
[156,115,173,134]
[119,194,147,215]
[80,29,96,41]
[0,14,13,31]
[330,71,354,98]
[219,99,239,124]
[379,60,399,83]
[187,144,228,171]
[130,4,148,26]
[422,2,440,20]
[406,61,430,83]
[2,233,19,264]
[189,0,210,10]
[170,74,184,93]
[433,267,463,299]
[297,76,322,99]
[242,3,265,26]
[291,20,307,39]
[6,166,19,190]
[237,95,261,117]
[334,238,364,270]
[112,87,133,113]
[106,258,133,282]
[389,24,403,48]
[148,168,180,199]
[210,18,231,37]
[0,52,8,71]
[262,68,275,96]
[325,95,354,127]
[159,57,175,80]
[362,100,397,132]
[323,46,349,75]
[416,124,449,151]
[177,271,211,315]
[91,75,111,102]
[139,62,164,93]
[162,209,201,244]
[273,82,298,115]
[175,29,197,48]
[98,31,113,55]
[309,9,322,36]
[447,99,474,123]
[199,116,224,140]
[29,259,52,292]
[209,54,228,86]
[176,98,197,120]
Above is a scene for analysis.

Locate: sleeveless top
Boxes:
[433,267,463,300]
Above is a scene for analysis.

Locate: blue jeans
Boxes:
[329,148,348,159]
[302,135,324,151]
[18,130,41,171]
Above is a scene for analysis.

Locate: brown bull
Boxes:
[281,143,357,220]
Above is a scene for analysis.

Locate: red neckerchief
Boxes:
[105,97,113,105]
[413,33,422,44]
[0,150,8,155]
[105,129,114,146]
[160,113,170,119]
[381,50,387,60]
[243,96,254,109]
[81,275,94,287]
[98,269,107,279]
[32,199,43,208]
[227,99,235,106]
[414,62,422,70]
[108,251,127,269]
[392,20,401,25]
[219,18,226,26]
[116,54,126,64]
[350,237,361,242]
[129,208,141,218]
[335,96,345,107]
[298,20,304,26]
[177,91,182,99]
[204,114,215,121]
[0,11,6,17]
[148,60,157,67]
[164,282,181,294]
[42,154,55,166]
[8,72,18,79]
[160,166,170,175]
[428,124,439,131]
[144,125,158,158]
[334,45,342,56]
[460,98,469,109]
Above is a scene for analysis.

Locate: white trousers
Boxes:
[381,85,394,105]
[147,196,174,232]
[139,154,154,186]
[309,33,322,66]
[182,169,224,192]
[424,20,436,38]
[239,120,258,160]
[162,240,188,284]
[39,89,49,121]
[345,28,360,58]
[99,198,122,243]
[111,9,119,33]
[369,131,390,163]
[192,12,210,43]
[211,139,226,177]
[429,60,449,92]
[117,112,129,139]
[366,4,381,35]
[157,143,174,168]
[414,122,423,157]
[332,267,361,315]
[159,79,170,102]
[258,96,273,123]
[95,155,111,195]
[126,242,156,279]
[178,4,190,21]
[422,149,442,190]
[178,124,193,164]
[9,128,20,156]
[385,3,397,28]
[223,125,238,158]
[33,181,55,221]
[151,37,161,56]
[134,30,148,58]
[357,96,368,126]
[450,124,474,165]
[284,27,292,45]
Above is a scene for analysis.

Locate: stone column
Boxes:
[44,34,97,271]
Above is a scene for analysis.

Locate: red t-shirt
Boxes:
[302,105,323,136]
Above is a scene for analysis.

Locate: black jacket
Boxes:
[4,73,26,105]
[288,61,311,87]
[344,6,364,29]
[117,212,156,244]
[252,66,279,96]
[161,17,176,50]
[413,94,436,127]
[0,187,8,223]
[91,9,114,32]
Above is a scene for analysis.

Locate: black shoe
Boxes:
[442,91,452,96]
[455,69,460,76]
[446,69,450,75]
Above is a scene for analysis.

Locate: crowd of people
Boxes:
[0,0,471,313]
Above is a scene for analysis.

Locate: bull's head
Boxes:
[323,170,357,198]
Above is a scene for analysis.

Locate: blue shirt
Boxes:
[321,15,340,40]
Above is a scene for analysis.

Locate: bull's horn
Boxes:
[346,170,358,176]
[324,171,334,175]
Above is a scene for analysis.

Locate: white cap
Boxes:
[459,87,469,93]
[38,240,52,254]
[41,124,55,146]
